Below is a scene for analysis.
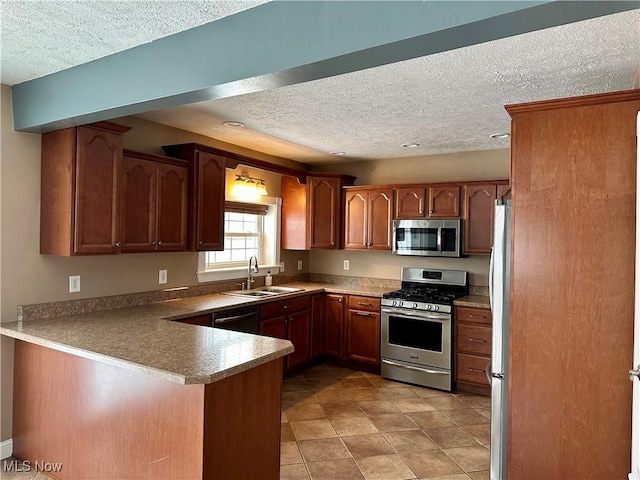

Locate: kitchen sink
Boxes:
[222,286,304,298]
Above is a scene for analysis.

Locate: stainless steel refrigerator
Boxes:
[489,199,511,480]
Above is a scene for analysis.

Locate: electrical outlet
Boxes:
[280,261,285,273]
[159,269,168,284]
[69,275,81,293]
[297,260,303,270]
[343,260,350,270]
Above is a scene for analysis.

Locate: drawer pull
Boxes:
[468,367,485,374]
[356,312,371,317]
[469,314,487,319]
[468,338,487,343]
[358,302,373,306]
[283,304,295,310]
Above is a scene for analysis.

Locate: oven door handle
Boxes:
[381,308,449,322]
[382,359,449,375]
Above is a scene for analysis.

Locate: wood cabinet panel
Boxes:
[196,151,225,251]
[463,184,497,254]
[344,191,367,249]
[348,296,381,313]
[456,324,491,356]
[506,90,639,479]
[345,309,380,366]
[456,353,491,386]
[259,295,311,320]
[122,156,156,253]
[175,314,211,326]
[498,184,512,201]
[40,122,130,256]
[395,187,426,218]
[323,294,345,359]
[311,294,324,358]
[456,306,492,326]
[428,186,460,218]
[156,163,188,251]
[344,188,393,250]
[259,316,288,340]
[287,310,311,370]
[308,177,340,249]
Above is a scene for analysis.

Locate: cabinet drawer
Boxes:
[348,296,381,313]
[260,295,311,319]
[457,324,492,356]
[456,306,491,326]
[456,353,491,386]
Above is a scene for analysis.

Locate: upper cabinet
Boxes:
[394,185,460,218]
[344,187,393,250]
[428,186,460,218]
[162,144,226,251]
[462,184,497,254]
[121,151,188,253]
[281,174,356,250]
[41,122,131,256]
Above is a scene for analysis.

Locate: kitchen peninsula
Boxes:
[1,296,296,480]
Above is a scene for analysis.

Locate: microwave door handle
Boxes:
[437,228,443,251]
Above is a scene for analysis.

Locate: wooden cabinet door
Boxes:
[428,186,460,218]
[308,177,340,249]
[345,310,381,366]
[498,184,512,201]
[323,294,345,359]
[196,151,225,251]
[310,294,324,358]
[259,316,288,340]
[395,187,426,218]
[344,190,367,249]
[121,156,156,253]
[74,126,122,254]
[287,310,311,370]
[463,184,497,254]
[156,163,188,252]
[368,188,393,250]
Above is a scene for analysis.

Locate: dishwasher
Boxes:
[211,306,259,334]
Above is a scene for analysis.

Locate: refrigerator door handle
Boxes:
[489,246,495,310]
[485,360,492,384]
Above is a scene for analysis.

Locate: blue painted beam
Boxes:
[11,0,639,132]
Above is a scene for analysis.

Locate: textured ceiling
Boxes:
[138,9,640,163]
[0,0,267,85]
[2,3,638,163]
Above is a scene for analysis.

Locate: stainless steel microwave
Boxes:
[392,219,462,257]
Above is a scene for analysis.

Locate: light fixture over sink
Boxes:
[231,170,268,200]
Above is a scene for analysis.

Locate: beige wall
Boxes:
[307,149,510,286]
[0,85,309,441]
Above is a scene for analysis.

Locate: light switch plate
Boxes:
[69,275,81,293]
[159,270,167,284]
[280,261,285,272]
[297,260,303,270]
[343,260,350,270]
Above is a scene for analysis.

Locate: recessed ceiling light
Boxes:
[330,151,346,156]
[401,143,420,148]
[490,133,510,139]
[223,121,245,128]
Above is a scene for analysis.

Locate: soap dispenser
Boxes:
[265,269,272,286]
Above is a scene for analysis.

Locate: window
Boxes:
[197,198,281,282]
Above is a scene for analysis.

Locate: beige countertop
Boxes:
[0,282,394,386]
[454,294,491,309]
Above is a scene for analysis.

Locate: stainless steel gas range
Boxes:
[381,268,468,391]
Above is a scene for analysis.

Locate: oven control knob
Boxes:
[392,300,398,307]
[434,305,440,311]
[413,303,418,309]
[398,301,404,307]
[426,304,432,311]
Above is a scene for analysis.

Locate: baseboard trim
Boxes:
[0,438,13,459]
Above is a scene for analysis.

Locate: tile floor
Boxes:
[280,363,490,480]
[1,362,490,480]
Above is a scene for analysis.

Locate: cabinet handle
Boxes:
[114,241,121,248]
[469,367,485,374]
[469,314,487,319]
[199,241,203,246]
[358,302,373,306]
[429,210,433,215]
[469,338,487,343]
[283,304,294,310]
[157,240,162,246]
[151,241,157,246]
[356,312,371,317]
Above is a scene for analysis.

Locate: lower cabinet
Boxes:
[323,294,346,359]
[345,296,381,366]
[454,306,492,395]
[260,295,311,372]
[310,294,324,358]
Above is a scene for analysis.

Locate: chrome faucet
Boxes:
[247,256,259,290]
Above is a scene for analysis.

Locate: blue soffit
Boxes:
[11,0,640,133]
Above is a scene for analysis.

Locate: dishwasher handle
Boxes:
[213,312,256,325]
